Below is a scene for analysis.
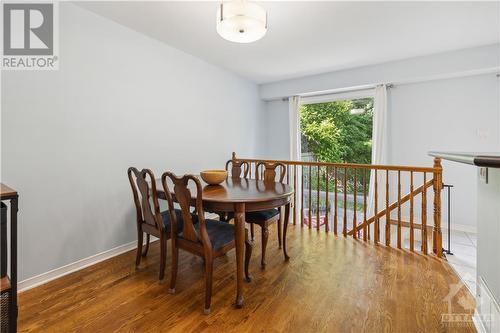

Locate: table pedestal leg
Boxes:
[234,202,245,308]
[283,202,290,260]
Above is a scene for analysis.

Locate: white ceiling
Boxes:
[77,1,500,84]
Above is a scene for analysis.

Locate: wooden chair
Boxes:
[247,162,287,268]
[127,167,189,282]
[225,159,250,179]
[161,172,253,314]
[216,160,251,221]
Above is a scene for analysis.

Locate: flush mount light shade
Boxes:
[216,1,267,43]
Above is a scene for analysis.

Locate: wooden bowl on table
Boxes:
[200,170,228,185]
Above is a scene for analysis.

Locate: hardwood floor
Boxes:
[19,225,476,333]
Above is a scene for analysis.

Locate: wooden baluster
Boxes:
[422,172,428,254]
[247,161,251,179]
[228,158,439,253]
[385,170,390,246]
[308,165,312,229]
[343,167,347,237]
[334,167,338,235]
[363,169,367,241]
[301,165,304,228]
[352,169,357,239]
[316,166,320,231]
[375,169,379,243]
[325,166,329,233]
[293,165,297,225]
[433,158,443,257]
[409,171,414,251]
[397,170,402,249]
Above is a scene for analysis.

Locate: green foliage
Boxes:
[300,98,373,164]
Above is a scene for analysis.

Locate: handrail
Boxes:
[230,153,438,173]
[348,179,433,235]
[230,152,443,258]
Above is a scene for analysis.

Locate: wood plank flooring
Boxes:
[18,225,476,333]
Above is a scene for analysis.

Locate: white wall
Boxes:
[260,44,499,100]
[388,74,499,229]
[262,100,289,160]
[1,3,265,281]
[261,46,500,230]
[477,168,500,308]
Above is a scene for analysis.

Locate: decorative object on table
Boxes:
[0,183,19,333]
[200,169,228,185]
[161,172,253,314]
[127,167,193,281]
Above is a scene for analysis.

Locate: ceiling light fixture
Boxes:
[216,0,267,43]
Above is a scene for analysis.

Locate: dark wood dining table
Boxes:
[156,176,294,308]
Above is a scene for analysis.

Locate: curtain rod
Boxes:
[274,67,499,102]
[281,84,392,102]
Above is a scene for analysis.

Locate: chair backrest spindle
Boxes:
[128,168,163,230]
[161,173,211,249]
[255,162,286,183]
[225,160,250,179]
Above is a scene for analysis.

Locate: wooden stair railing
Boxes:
[230,152,443,258]
[347,179,433,235]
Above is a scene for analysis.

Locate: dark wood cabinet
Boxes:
[1,183,18,333]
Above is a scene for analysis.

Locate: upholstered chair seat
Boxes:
[245,209,279,222]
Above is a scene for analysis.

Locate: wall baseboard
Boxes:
[473,311,487,333]
[18,219,222,293]
[474,276,500,333]
[443,223,477,234]
[18,239,148,293]
[396,215,477,234]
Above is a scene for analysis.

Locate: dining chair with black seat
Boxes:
[161,172,252,314]
[128,167,192,282]
[246,161,287,269]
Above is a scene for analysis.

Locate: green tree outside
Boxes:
[300,98,373,164]
[300,98,374,207]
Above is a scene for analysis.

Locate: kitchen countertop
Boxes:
[428,152,500,168]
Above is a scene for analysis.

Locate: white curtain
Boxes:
[289,96,302,160]
[367,85,388,218]
[288,96,302,224]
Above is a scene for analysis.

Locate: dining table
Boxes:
[156,176,294,308]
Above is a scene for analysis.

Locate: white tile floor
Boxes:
[443,229,477,295]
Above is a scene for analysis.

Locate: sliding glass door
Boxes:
[299,95,374,230]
